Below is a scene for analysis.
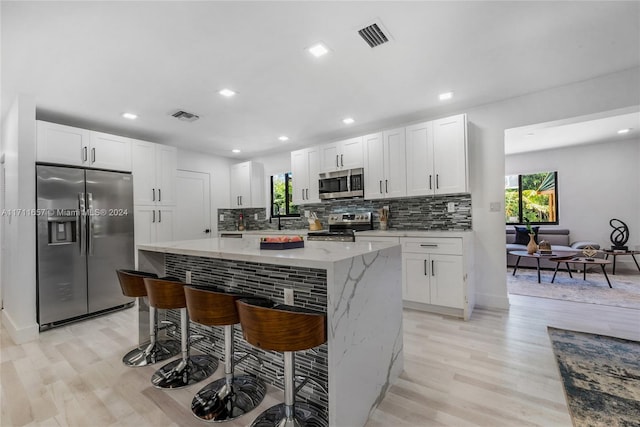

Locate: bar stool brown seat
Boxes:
[184,286,266,422]
[116,269,180,367]
[236,298,328,427]
[144,277,218,389]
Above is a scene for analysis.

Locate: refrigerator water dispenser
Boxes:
[47,218,76,244]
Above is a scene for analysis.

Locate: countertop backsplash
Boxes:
[218,194,472,232]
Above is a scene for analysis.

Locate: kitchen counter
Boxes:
[137,237,403,427]
[219,229,311,237]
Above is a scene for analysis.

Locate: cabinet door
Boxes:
[430,254,464,308]
[339,136,363,169]
[383,128,407,198]
[433,114,468,195]
[405,121,434,197]
[403,252,431,303]
[306,147,321,204]
[36,121,88,166]
[363,133,385,200]
[156,144,177,206]
[134,206,157,246]
[89,132,132,171]
[230,162,251,207]
[131,140,157,205]
[319,142,340,173]
[156,208,175,243]
[291,149,308,205]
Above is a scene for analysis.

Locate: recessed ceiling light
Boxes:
[439,92,453,101]
[308,43,329,58]
[278,136,289,142]
[232,149,241,153]
[617,128,631,134]
[122,112,137,120]
[342,117,355,124]
[219,88,236,97]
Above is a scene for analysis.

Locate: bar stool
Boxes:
[144,277,218,389]
[115,269,180,367]
[184,286,267,422]
[236,299,328,427]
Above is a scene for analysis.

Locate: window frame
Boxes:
[270,172,299,218]
[505,171,559,226]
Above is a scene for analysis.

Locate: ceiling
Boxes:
[2,1,640,159]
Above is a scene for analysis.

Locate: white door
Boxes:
[383,127,407,198]
[363,132,384,200]
[433,114,468,195]
[175,170,211,240]
[339,136,364,169]
[405,121,434,196]
[430,254,464,308]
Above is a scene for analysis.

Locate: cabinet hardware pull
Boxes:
[379,180,383,194]
[78,193,85,255]
[306,188,309,200]
[152,210,155,223]
[420,244,438,247]
[385,179,388,193]
[87,193,94,256]
[336,155,339,168]
[432,260,435,276]
[302,189,305,200]
[91,147,96,163]
[158,189,161,202]
[436,174,439,189]
[424,259,427,276]
[83,146,88,162]
[340,154,344,167]
[152,189,156,201]
[158,210,161,223]
[429,175,432,190]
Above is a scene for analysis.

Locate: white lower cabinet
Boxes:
[358,233,474,320]
[134,206,174,267]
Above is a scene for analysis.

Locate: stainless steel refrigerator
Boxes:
[36,165,134,329]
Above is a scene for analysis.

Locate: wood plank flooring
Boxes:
[2,293,639,427]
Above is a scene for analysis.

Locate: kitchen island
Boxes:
[137,237,403,427]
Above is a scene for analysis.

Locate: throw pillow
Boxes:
[514,225,539,245]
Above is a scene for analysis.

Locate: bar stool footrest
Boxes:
[250,402,327,427]
[191,374,266,422]
[122,339,181,367]
[151,355,218,389]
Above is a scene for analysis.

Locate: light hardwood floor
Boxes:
[2,293,639,427]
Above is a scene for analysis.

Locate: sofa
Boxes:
[506,227,600,269]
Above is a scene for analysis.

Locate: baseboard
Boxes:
[474,292,510,310]
[1,309,39,344]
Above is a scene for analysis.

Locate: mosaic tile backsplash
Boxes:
[164,254,329,416]
[218,193,472,231]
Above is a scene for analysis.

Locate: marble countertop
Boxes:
[138,237,399,268]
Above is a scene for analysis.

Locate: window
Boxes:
[271,173,299,217]
[505,171,558,224]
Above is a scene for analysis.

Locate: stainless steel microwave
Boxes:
[318,168,364,200]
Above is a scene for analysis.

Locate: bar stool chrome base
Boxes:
[191,374,266,422]
[151,355,218,389]
[250,402,327,427]
[122,339,181,367]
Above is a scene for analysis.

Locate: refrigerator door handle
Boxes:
[78,192,86,256]
[87,192,94,256]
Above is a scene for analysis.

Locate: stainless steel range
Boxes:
[307,212,373,242]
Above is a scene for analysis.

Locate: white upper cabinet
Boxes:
[131,139,177,206]
[36,121,132,171]
[319,136,363,172]
[406,114,468,196]
[364,128,406,200]
[230,161,264,208]
[291,146,320,205]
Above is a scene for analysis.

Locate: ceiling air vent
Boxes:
[358,22,389,48]
[172,110,200,122]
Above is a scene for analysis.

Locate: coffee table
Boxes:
[602,250,640,275]
[549,256,613,288]
[509,250,577,283]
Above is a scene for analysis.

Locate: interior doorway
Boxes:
[175,170,211,240]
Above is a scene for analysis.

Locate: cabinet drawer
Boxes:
[401,237,462,255]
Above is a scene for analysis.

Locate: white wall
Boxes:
[1,94,38,343]
[506,137,640,269]
[176,149,233,234]
[252,67,640,310]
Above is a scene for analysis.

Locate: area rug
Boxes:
[547,327,640,426]
[507,268,640,309]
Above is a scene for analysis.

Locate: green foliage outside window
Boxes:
[505,171,558,224]
[271,173,299,217]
